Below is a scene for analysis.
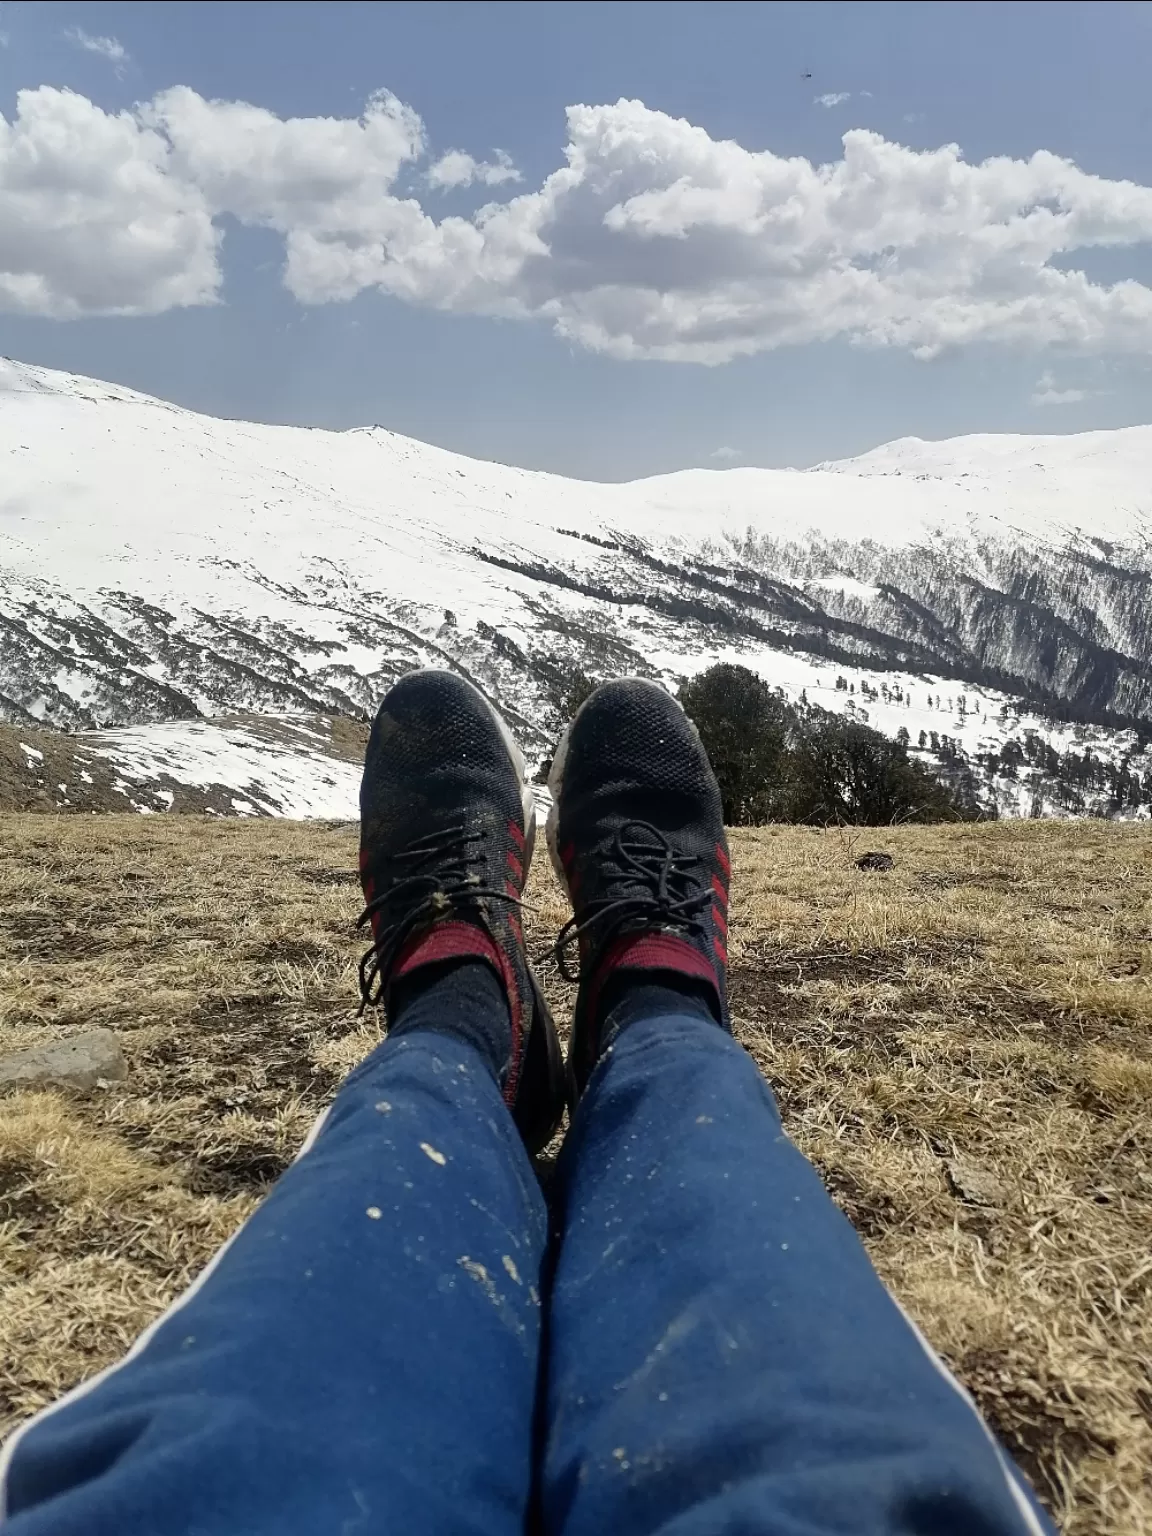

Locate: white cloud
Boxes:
[6,87,1152,367]
[63,27,128,64]
[710,445,742,460]
[1031,370,1088,406]
[427,149,520,190]
[143,86,423,220]
[0,87,218,317]
[814,92,851,108]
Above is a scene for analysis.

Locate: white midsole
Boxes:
[545,702,578,896]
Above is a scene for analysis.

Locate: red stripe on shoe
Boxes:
[711,873,728,907]
[393,919,504,981]
[508,819,526,851]
[715,843,731,879]
[558,841,583,901]
[713,935,728,965]
[358,851,375,896]
[713,905,728,937]
[506,850,523,884]
[597,931,720,988]
[393,921,524,1104]
[584,930,722,1042]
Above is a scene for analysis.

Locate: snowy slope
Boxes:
[1,715,363,818]
[1,357,1150,818]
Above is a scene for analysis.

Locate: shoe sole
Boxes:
[545,676,686,899]
[401,668,537,869]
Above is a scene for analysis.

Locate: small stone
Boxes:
[0,1029,128,1096]
[945,1155,1007,1208]
[856,851,895,872]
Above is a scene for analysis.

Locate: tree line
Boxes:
[559,664,979,826]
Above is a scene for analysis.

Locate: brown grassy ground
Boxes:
[1,814,1150,1531]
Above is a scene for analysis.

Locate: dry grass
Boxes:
[1,814,1150,1532]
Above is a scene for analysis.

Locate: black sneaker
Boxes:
[358,669,568,1153]
[546,678,732,1094]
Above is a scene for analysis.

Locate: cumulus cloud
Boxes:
[710,445,742,460]
[1031,370,1088,406]
[6,87,1152,365]
[814,92,851,108]
[427,149,520,190]
[143,86,423,221]
[0,87,217,318]
[64,27,128,64]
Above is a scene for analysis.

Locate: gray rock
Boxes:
[0,1029,128,1095]
[945,1155,1008,1208]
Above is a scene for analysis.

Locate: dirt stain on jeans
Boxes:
[456,1255,533,1351]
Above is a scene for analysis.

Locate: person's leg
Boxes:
[3,1013,547,1536]
[1,670,569,1536]
[1,980,547,1535]
[541,679,1053,1536]
[545,998,1052,1536]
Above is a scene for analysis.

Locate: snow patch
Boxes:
[85,718,361,819]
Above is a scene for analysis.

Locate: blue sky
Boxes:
[2,0,1152,478]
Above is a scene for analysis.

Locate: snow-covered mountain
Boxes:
[2,357,1150,818]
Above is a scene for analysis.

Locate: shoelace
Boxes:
[356,820,521,1011]
[551,820,712,983]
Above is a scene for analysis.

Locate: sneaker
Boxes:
[358,669,568,1153]
[546,678,732,1094]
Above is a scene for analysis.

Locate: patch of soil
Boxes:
[326,716,370,762]
[730,938,1136,1056]
[813,1163,905,1238]
[0,1157,57,1228]
[139,999,344,1099]
[736,935,982,988]
[295,866,358,887]
[962,1347,1117,1517]
[0,908,125,960]
[256,938,338,967]
[119,996,349,1198]
[960,991,1138,1053]
[182,1144,293,1197]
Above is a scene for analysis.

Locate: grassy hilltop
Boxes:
[1,815,1150,1533]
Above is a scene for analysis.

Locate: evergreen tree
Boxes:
[678,665,792,824]
[679,664,975,826]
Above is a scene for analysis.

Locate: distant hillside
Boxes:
[1,357,1149,817]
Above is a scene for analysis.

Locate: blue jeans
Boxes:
[0,1010,1052,1535]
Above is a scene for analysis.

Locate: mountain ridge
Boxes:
[2,357,1150,818]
